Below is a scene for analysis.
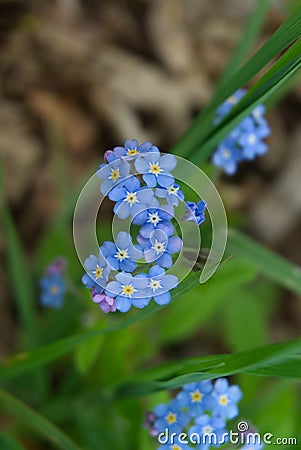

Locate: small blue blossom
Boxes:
[133,204,175,238]
[105,272,150,312]
[213,90,270,174]
[108,139,160,161]
[156,184,185,206]
[176,381,216,418]
[145,265,178,305]
[154,399,190,435]
[212,378,242,420]
[216,89,246,118]
[158,436,191,450]
[82,251,110,292]
[212,140,242,175]
[138,228,182,268]
[135,153,177,188]
[183,200,207,225]
[97,158,130,195]
[100,231,142,272]
[40,274,66,309]
[108,176,155,219]
[189,414,227,450]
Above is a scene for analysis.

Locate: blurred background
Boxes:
[0,1,301,449]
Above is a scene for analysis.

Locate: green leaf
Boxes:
[155,259,257,343]
[173,7,301,157]
[75,334,105,374]
[0,271,201,380]
[216,0,271,91]
[116,338,301,395]
[0,388,81,450]
[0,431,26,450]
[247,356,301,378]
[227,229,301,297]
[223,286,269,352]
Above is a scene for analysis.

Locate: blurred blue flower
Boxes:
[212,378,242,420]
[40,274,65,309]
[212,140,241,175]
[154,399,190,435]
[135,153,177,188]
[213,90,270,174]
[176,381,215,418]
[189,414,227,450]
[105,272,150,312]
[100,231,142,272]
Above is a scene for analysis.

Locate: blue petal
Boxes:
[84,255,98,271]
[134,156,149,173]
[120,259,136,272]
[116,296,132,312]
[157,252,172,268]
[160,154,177,171]
[153,291,171,305]
[167,236,182,254]
[143,173,157,187]
[157,174,174,188]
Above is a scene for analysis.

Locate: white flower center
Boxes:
[148,278,162,292]
[248,134,257,145]
[228,95,237,105]
[167,185,179,195]
[148,212,161,225]
[125,191,138,206]
[222,149,231,159]
[115,248,129,261]
[202,425,213,434]
[152,239,166,255]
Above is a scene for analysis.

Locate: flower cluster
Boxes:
[39,258,67,308]
[212,89,270,175]
[145,378,243,450]
[81,139,207,314]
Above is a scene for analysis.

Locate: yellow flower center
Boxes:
[202,425,213,434]
[172,446,181,450]
[50,285,59,294]
[110,168,120,181]
[149,163,161,175]
[122,284,135,296]
[190,390,203,403]
[127,149,138,156]
[166,412,177,424]
[95,267,103,278]
[219,394,229,406]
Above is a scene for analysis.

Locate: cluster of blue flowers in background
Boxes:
[144,378,262,450]
[212,89,270,175]
[81,139,207,314]
[39,258,67,308]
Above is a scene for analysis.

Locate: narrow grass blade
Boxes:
[0,389,81,450]
[227,229,301,297]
